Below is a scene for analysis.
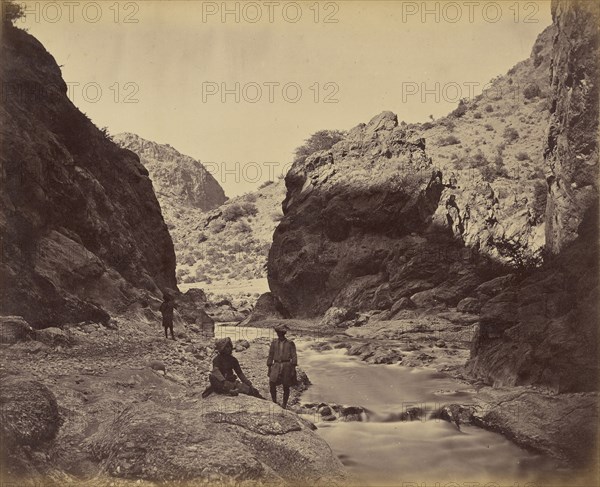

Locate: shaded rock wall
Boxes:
[0,25,177,326]
[544,0,599,253]
[467,0,599,393]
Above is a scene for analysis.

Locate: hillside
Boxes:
[114,133,285,289]
[176,179,286,286]
[0,24,177,326]
[411,24,555,258]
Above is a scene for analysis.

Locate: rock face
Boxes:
[114,132,226,212]
[0,25,177,326]
[269,111,452,317]
[544,0,599,253]
[467,0,599,393]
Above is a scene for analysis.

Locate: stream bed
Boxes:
[216,325,560,486]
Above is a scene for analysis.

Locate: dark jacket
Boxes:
[267,338,297,386]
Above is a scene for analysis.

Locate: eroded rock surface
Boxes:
[0,25,177,326]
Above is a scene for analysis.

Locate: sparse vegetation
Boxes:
[451,99,468,118]
[3,1,25,23]
[438,135,461,146]
[293,129,346,165]
[503,127,520,143]
[523,83,542,100]
[258,180,274,189]
[222,202,258,222]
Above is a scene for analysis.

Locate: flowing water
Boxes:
[216,325,560,486]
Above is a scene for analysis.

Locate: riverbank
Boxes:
[0,314,346,486]
[246,310,599,482]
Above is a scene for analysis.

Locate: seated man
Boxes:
[206,337,264,399]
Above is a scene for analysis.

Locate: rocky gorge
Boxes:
[1,0,599,485]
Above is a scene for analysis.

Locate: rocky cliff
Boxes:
[114,133,226,213]
[267,24,560,318]
[0,24,177,326]
[268,111,469,317]
[466,0,599,393]
[544,0,599,253]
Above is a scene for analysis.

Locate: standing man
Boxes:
[159,291,176,340]
[267,324,297,409]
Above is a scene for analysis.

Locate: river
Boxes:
[216,325,560,486]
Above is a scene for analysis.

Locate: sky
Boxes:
[16,1,552,196]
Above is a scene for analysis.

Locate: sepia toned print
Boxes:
[0,1,598,486]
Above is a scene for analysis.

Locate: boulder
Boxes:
[240,292,290,325]
[0,316,33,345]
[390,297,415,315]
[89,395,346,484]
[176,289,215,337]
[320,307,356,328]
[0,378,61,448]
[35,327,72,347]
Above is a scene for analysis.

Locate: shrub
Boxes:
[222,202,258,221]
[503,127,519,143]
[438,135,461,146]
[440,118,456,131]
[3,1,24,22]
[473,112,482,119]
[451,99,468,118]
[293,129,346,165]
[484,124,494,131]
[258,180,274,189]
[485,104,494,113]
[515,151,530,161]
[492,237,543,271]
[232,221,252,233]
[523,83,541,100]
[421,122,434,130]
[468,151,488,168]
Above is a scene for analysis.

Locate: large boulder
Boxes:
[0,378,60,448]
[268,111,455,317]
[89,395,346,485]
[0,25,177,327]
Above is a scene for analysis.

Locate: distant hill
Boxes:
[175,179,286,285]
[114,133,227,212]
[115,133,285,288]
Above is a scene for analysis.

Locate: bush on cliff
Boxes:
[293,129,346,165]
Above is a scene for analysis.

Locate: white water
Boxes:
[216,325,559,486]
